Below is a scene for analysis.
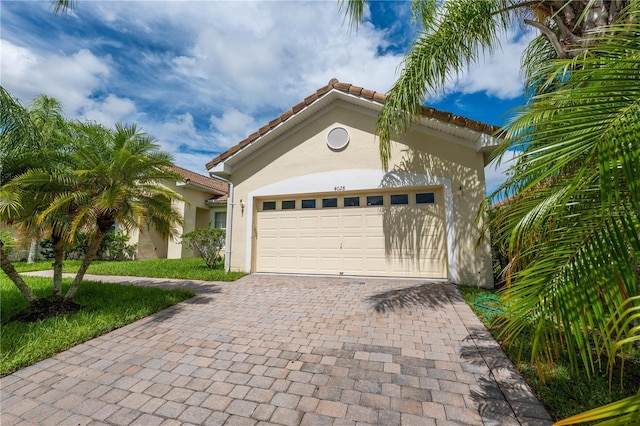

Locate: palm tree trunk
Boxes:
[52,237,64,297]
[1,241,38,304]
[64,229,105,300]
[27,238,38,263]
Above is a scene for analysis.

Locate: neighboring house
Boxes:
[206,79,500,288]
[127,165,228,259]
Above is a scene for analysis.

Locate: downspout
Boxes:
[225,182,233,272]
[214,177,233,273]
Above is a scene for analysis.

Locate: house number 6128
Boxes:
[334,186,345,191]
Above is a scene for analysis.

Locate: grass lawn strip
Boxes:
[12,257,246,281]
[1,275,194,376]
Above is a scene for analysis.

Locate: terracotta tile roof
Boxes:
[168,165,228,195]
[206,78,500,169]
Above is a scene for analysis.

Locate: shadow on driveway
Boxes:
[365,281,461,313]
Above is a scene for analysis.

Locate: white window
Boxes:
[214,212,227,229]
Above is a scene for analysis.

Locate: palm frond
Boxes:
[376,0,514,168]
[554,394,640,426]
[488,1,640,378]
[51,0,74,16]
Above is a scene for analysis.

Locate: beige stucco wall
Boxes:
[225,102,494,287]
[129,182,219,259]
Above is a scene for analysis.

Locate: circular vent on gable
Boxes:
[326,127,350,151]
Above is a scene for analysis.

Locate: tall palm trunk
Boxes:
[1,240,38,304]
[64,229,105,300]
[52,234,64,297]
[27,238,38,263]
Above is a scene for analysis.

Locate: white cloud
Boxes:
[485,148,518,194]
[210,109,257,136]
[437,29,535,101]
[209,109,258,150]
[152,112,198,151]
[81,95,137,127]
[171,151,214,176]
[89,1,404,112]
[0,39,110,114]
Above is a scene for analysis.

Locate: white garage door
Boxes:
[254,190,447,278]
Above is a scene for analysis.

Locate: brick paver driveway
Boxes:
[1,274,552,425]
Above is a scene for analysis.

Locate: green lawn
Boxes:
[458,285,640,422]
[1,275,194,376]
[13,257,246,281]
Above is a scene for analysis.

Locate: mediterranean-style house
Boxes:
[126,165,228,259]
[205,79,500,288]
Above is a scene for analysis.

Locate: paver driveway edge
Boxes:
[2,273,552,425]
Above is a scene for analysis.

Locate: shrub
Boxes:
[182,228,225,269]
[40,231,137,261]
[0,229,17,256]
[99,231,138,261]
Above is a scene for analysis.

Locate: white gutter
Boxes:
[223,181,234,273]
[206,174,234,273]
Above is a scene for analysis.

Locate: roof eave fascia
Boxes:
[476,133,503,166]
[176,180,225,195]
[205,199,228,206]
[476,133,502,152]
[413,115,501,153]
[208,162,233,179]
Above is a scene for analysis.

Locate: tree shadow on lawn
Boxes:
[125,279,223,306]
[99,277,222,292]
[365,281,462,313]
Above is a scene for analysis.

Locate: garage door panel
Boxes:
[365,214,383,228]
[342,215,365,229]
[365,235,385,247]
[318,236,340,248]
[255,191,447,278]
[320,215,340,228]
[342,235,365,249]
[278,217,298,227]
[362,260,387,274]
[299,236,318,249]
[299,217,318,230]
[297,258,319,271]
[278,237,298,249]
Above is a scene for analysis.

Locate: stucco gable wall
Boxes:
[131,181,221,260]
[228,103,492,287]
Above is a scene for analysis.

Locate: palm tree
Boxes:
[25,96,71,266]
[0,88,66,304]
[342,0,633,167]
[484,12,640,423]
[344,1,640,423]
[8,121,184,301]
[2,87,183,308]
[64,122,183,299]
[1,90,73,297]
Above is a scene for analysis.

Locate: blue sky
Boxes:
[1,1,533,193]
